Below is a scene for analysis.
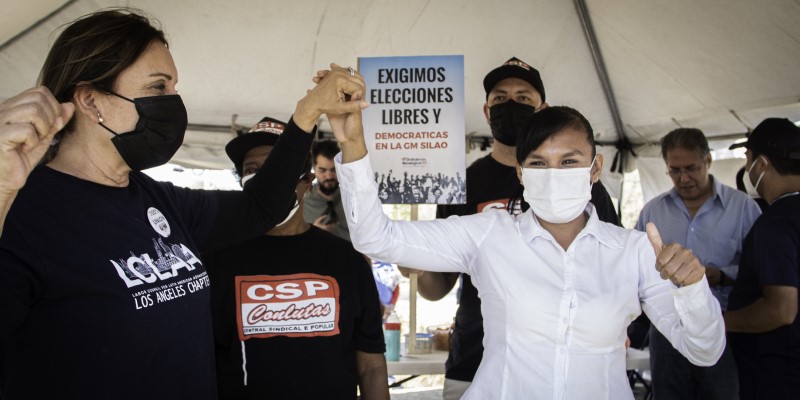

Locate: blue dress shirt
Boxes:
[635,176,761,310]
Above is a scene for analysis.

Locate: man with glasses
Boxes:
[636,128,761,400]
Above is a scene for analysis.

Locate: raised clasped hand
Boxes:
[0,86,74,194]
[293,63,367,133]
[310,64,368,144]
[646,222,706,287]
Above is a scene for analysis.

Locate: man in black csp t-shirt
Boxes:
[409,58,620,400]
[204,117,389,400]
[725,118,800,400]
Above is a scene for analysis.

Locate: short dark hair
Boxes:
[660,128,710,161]
[38,8,167,161]
[751,149,800,176]
[311,140,340,164]
[515,106,595,165]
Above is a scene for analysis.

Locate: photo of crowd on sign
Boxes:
[375,169,465,204]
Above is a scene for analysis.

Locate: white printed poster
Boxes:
[359,55,466,204]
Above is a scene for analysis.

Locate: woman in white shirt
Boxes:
[324,69,724,399]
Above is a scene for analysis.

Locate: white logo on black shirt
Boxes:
[110,237,202,288]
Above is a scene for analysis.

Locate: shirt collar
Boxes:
[516,203,624,249]
[667,174,726,208]
[710,175,726,207]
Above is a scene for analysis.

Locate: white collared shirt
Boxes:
[336,154,725,400]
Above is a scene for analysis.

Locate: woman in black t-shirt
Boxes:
[0,8,367,400]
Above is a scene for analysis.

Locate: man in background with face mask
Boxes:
[303,140,351,241]
[636,128,761,400]
[410,57,620,400]
[203,117,389,400]
[725,118,800,400]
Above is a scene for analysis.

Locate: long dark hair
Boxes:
[37,8,167,161]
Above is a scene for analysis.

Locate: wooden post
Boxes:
[408,272,418,355]
[407,204,419,354]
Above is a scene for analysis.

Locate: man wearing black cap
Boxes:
[407,57,620,400]
[203,117,389,400]
[725,118,800,399]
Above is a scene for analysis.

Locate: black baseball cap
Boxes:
[483,57,545,102]
[729,118,800,160]
[225,116,286,176]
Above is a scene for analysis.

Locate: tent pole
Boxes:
[573,0,626,142]
[574,0,629,219]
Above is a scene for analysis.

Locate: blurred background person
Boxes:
[304,140,351,241]
[726,118,800,400]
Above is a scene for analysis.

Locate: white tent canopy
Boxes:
[2,0,799,200]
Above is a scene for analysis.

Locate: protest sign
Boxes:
[359,55,466,204]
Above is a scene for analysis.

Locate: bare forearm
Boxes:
[293,97,319,133]
[706,265,735,286]
[417,272,459,301]
[725,288,798,333]
[340,129,368,163]
[357,354,389,400]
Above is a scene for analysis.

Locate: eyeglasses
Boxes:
[666,165,704,178]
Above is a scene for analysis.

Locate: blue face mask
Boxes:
[99,93,187,171]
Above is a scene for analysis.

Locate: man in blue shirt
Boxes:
[636,128,761,400]
[726,118,800,400]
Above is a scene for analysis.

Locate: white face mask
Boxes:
[521,158,595,224]
[276,200,300,228]
[743,157,765,199]
[240,173,255,187]
[242,173,300,228]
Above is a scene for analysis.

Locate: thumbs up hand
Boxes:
[646,222,706,287]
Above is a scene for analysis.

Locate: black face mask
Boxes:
[99,93,188,171]
[488,100,537,146]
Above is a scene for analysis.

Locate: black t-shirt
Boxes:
[0,167,218,399]
[204,227,385,400]
[728,193,800,398]
[437,154,620,381]
[0,121,312,400]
